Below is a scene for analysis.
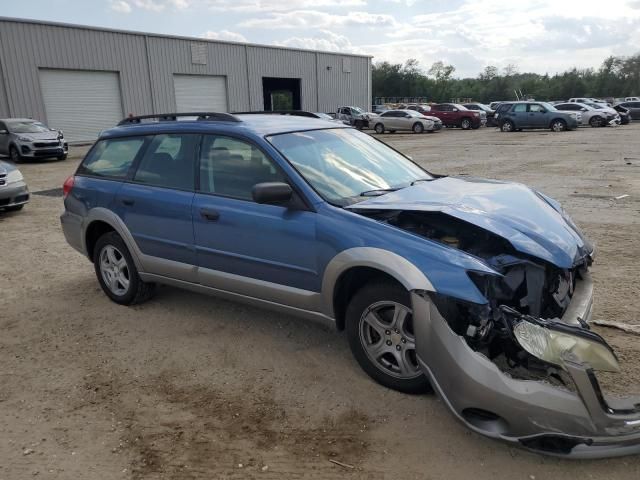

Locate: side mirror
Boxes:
[452,108,458,112]
[539,109,546,113]
[252,182,293,205]
[581,108,588,112]
[0,129,8,135]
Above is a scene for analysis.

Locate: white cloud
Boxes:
[202,30,248,42]
[109,0,132,12]
[204,0,365,12]
[240,10,398,29]
[275,30,363,53]
[110,0,190,12]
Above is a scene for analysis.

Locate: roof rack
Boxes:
[232,110,319,118]
[118,112,241,125]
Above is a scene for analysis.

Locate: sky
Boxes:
[2,0,640,77]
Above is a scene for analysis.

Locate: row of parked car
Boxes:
[362,95,639,133]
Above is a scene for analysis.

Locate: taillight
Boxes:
[63,175,75,199]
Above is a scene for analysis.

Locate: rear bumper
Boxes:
[0,181,29,208]
[60,210,87,256]
[411,284,640,459]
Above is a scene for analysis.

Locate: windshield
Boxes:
[539,102,557,111]
[586,103,603,109]
[268,128,429,206]
[406,110,423,117]
[351,107,365,115]
[7,120,52,134]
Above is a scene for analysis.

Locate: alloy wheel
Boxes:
[99,245,130,296]
[359,301,421,379]
[552,120,566,132]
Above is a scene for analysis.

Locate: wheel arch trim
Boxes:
[320,247,435,318]
[83,208,145,272]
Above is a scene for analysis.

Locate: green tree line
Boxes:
[372,54,640,103]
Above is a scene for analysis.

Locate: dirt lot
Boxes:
[1,124,639,479]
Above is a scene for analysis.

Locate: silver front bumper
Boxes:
[0,181,29,208]
[412,284,640,458]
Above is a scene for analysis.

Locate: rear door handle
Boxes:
[121,198,135,206]
[200,208,220,221]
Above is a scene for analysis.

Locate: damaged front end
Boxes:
[354,203,640,457]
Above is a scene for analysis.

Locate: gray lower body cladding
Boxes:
[411,291,640,458]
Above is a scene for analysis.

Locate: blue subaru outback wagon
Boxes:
[61,112,640,458]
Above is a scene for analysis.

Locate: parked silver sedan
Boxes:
[371,109,435,134]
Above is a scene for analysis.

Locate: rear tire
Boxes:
[412,122,424,134]
[374,123,385,134]
[93,231,155,306]
[346,281,431,394]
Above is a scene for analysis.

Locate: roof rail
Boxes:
[117,112,241,125]
[232,110,319,118]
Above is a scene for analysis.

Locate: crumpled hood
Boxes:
[346,176,593,269]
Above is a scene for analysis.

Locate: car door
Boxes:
[396,111,412,130]
[527,103,548,128]
[508,103,527,127]
[381,111,399,129]
[431,105,448,124]
[113,133,199,281]
[0,121,8,155]
[192,134,319,305]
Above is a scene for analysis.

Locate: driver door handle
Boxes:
[200,208,220,222]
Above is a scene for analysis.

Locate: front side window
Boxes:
[268,128,428,206]
[133,134,198,190]
[528,104,545,113]
[199,136,286,201]
[79,137,145,178]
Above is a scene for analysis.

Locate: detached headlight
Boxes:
[513,320,619,372]
[6,169,24,184]
[17,136,31,142]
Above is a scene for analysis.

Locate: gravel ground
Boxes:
[1,124,639,479]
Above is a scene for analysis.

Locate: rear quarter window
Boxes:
[78,137,146,179]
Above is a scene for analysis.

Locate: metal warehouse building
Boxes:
[0,17,372,141]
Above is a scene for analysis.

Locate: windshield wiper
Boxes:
[359,187,401,197]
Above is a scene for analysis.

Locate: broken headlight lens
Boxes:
[513,320,619,372]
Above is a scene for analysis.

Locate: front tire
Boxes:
[57,154,68,161]
[589,116,604,128]
[461,118,471,129]
[346,281,431,394]
[93,231,155,305]
[412,122,424,134]
[551,119,567,132]
[374,123,385,134]
[501,120,515,132]
[9,145,22,163]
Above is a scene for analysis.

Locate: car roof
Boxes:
[100,113,349,139]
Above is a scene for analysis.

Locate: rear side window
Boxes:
[513,104,527,113]
[133,134,199,190]
[79,137,145,178]
[199,136,286,201]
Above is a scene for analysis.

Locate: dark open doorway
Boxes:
[262,77,301,111]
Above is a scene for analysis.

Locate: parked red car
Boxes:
[428,103,482,129]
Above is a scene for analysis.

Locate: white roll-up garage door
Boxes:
[174,75,228,113]
[39,69,124,142]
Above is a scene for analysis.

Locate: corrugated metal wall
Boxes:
[0,18,371,130]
